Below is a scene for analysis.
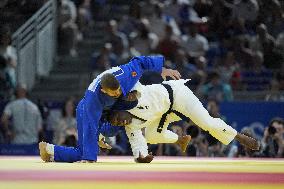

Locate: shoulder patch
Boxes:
[131,71,137,77]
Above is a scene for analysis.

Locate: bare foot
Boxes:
[175,135,191,152]
[39,141,51,162]
[235,133,260,150]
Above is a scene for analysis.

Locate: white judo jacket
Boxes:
[125,80,190,159]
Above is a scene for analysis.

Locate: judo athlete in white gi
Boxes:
[107,79,260,163]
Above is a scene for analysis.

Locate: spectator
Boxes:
[241,51,273,91]
[1,84,43,144]
[185,125,200,156]
[53,97,77,146]
[195,134,209,157]
[77,0,93,36]
[90,43,117,76]
[250,24,275,54]
[226,17,249,37]
[216,51,241,89]
[208,141,224,157]
[0,25,17,89]
[232,36,254,68]
[265,79,284,102]
[200,72,233,101]
[181,21,209,58]
[148,2,181,38]
[163,0,180,22]
[106,20,129,65]
[58,0,80,57]
[178,0,200,33]
[131,18,159,55]
[172,49,191,74]
[261,117,284,158]
[128,38,141,58]
[250,23,283,69]
[118,2,141,36]
[156,24,180,61]
[182,55,207,91]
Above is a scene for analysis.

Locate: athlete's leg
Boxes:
[171,85,258,149]
[172,85,237,145]
[145,119,191,152]
[53,100,85,162]
[39,100,85,163]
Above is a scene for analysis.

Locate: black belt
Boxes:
[157,84,174,133]
[157,83,190,133]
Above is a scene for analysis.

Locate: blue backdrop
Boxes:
[220,102,284,139]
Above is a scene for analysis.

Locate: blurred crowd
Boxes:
[0,0,284,158]
[1,0,284,101]
[87,0,284,102]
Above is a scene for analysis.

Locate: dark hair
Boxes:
[269,117,284,128]
[100,73,120,90]
[186,125,200,139]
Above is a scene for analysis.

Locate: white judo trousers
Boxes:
[125,79,237,158]
[165,79,237,144]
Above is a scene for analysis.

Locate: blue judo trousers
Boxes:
[53,56,165,162]
[54,100,123,162]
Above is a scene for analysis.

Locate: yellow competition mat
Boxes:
[0,156,283,189]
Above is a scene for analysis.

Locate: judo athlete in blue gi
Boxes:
[39,56,181,163]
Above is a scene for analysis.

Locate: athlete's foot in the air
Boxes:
[176,135,191,152]
[235,133,260,150]
[39,141,51,162]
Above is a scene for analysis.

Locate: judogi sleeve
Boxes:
[130,56,164,73]
[99,121,124,137]
[125,126,148,159]
[116,56,165,96]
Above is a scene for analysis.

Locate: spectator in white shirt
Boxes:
[182,21,209,58]
[1,84,43,144]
